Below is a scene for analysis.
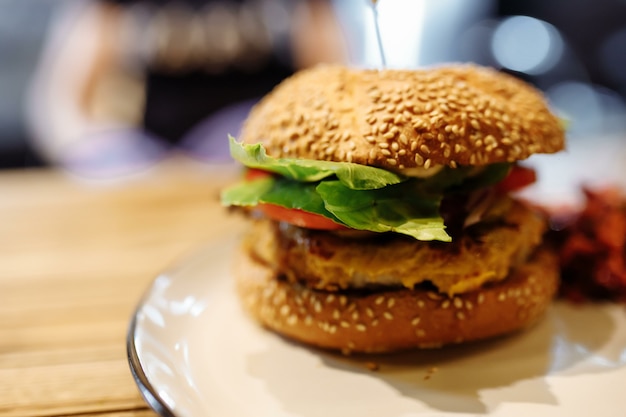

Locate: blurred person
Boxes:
[0,1,57,169]
[23,0,626,177]
[27,0,347,177]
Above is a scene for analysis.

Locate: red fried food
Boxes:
[554,187,626,302]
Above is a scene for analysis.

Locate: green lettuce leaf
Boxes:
[223,139,512,242]
[221,176,343,222]
[229,136,404,190]
[221,176,451,241]
[220,176,275,206]
[316,180,450,241]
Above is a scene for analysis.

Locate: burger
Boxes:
[221,64,565,353]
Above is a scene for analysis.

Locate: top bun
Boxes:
[240,65,565,170]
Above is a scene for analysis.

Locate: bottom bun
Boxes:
[235,246,559,353]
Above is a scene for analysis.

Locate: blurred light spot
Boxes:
[547,81,601,136]
[457,19,497,65]
[361,0,426,68]
[491,16,563,75]
[599,26,626,86]
[547,81,626,137]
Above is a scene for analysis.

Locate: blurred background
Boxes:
[1,0,625,177]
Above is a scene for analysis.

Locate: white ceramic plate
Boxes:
[127,135,626,417]
[128,233,626,417]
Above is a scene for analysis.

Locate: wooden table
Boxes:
[0,158,242,417]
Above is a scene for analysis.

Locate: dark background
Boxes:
[1,0,625,170]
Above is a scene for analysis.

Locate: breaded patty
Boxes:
[243,198,546,296]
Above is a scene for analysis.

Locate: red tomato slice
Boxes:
[256,203,348,230]
[244,168,346,230]
[496,165,537,193]
[245,168,273,181]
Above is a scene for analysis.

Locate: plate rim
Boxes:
[127,288,178,417]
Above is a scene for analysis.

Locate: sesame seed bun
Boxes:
[240,65,565,170]
[235,243,559,353]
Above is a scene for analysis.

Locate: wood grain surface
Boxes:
[0,159,242,417]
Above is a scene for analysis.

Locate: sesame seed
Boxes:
[386,158,398,166]
[383,131,396,140]
[280,305,290,316]
[287,315,298,326]
[417,300,426,308]
[383,312,394,320]
[332,309,340,320]
[456,311,466,320]
[314,301,322,313]
[340,321,350,328]
[375,296,385,305]
[441,299,450,309]
[355,324,367,332]
[427,292,441,300]
[453,297,463,309]
[371,319,379,327]
[326,294,335,304]
[304,315,313,326]
[352,311,360,321]
[498,293,507,302]
[387,298,396,308]
[411,317,421,326]
[365,308,374,318]
[339,296,347,306]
